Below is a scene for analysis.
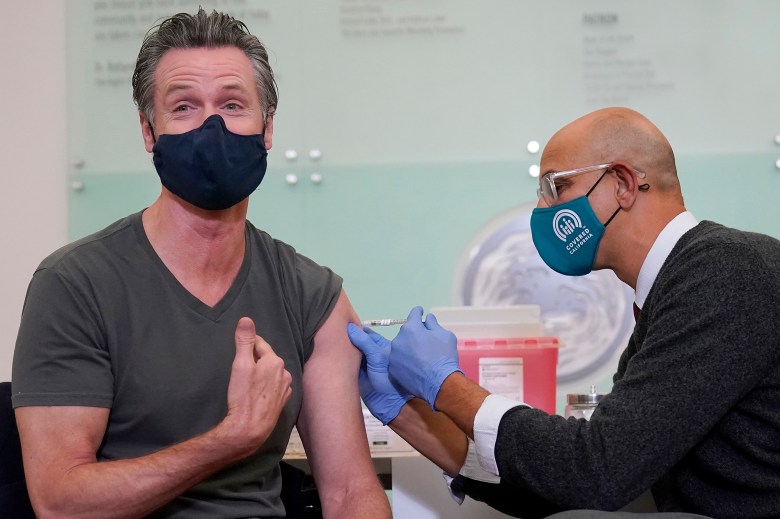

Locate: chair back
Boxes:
[0,381,36,518]
[280,460,323,519]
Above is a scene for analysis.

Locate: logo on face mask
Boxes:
[553,209,583,241]
[553,208,594,255]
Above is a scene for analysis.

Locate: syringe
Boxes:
[361,318,406,327]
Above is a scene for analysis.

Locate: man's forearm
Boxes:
[29,423,247,519]
[433,372,490,439]
[388,398,468,476]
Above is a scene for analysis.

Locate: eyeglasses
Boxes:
[536,162,646,205]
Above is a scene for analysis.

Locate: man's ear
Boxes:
[140,113,155,153]
[263,112,274,150]
[611,161,642,209]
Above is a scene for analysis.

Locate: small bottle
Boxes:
[564,385,604,420]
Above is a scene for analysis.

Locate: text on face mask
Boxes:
[566,228,593,254]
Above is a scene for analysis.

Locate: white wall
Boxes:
[0,3,68,381]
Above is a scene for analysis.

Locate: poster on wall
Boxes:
[67,1,780,175]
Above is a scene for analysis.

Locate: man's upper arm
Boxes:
[15,406,109,508]
[296,290,377,496]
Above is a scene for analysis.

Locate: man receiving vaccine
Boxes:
[13,9,390,518]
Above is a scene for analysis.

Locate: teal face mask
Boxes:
[530,171,620,276]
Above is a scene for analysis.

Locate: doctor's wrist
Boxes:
[434,373,490,439]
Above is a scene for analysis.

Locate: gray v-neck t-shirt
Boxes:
[13,211,342,517]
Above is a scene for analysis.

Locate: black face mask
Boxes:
[152,114,268,210]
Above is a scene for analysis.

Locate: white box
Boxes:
[363,409,415,456]
[284,412,417,459]
[430,305,543,339]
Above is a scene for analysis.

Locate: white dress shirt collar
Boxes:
[634,211,698,309]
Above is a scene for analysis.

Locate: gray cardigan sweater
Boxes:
[487,221,780,518]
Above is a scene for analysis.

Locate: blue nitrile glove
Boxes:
[348,323,413,425]
[389,306,462,411]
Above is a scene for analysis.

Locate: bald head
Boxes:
[544,107,680,192]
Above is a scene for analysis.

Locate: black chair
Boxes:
[280,460,323,519]
[0,381,36,519]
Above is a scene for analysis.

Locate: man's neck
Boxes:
[602,204,686,290]
[633,209,697,307]
[142,196,248,306]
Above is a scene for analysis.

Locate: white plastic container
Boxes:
[429,305,544,338]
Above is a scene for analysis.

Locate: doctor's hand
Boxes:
[389,306,462,411]
[348,323,413,425]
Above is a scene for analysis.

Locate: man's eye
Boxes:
[225,103,239,110]
[173,105,190,112]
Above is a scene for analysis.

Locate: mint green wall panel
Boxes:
[69,152,779,321]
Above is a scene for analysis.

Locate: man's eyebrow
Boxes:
[162,83,195,97]
[161,82,251,98]
[217,82,251,95]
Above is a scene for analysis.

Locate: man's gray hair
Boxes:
[132,8,278,128]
